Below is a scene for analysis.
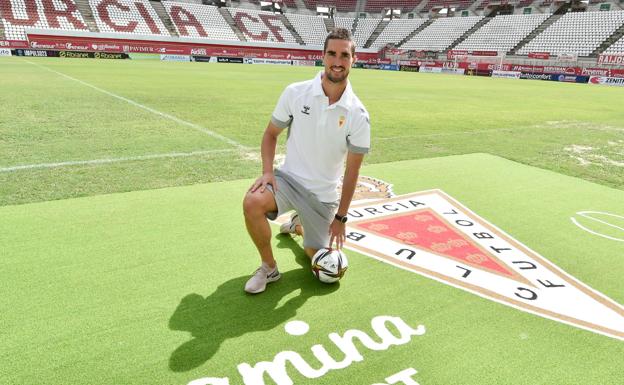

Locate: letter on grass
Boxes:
[188,378,230,385]
[238,351,325,385]
[386,367,420,385]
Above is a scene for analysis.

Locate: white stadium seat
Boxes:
[89,0,170,36]
[352,17,380,48]
[456,13,551,54]
[1,0,89,41]
[518,10,624,57]
[401,16,483,51]
[604,34,624,54]
[285,12,327,46]
[163,2,238,41]
[228,7,297,44]
[370,18,427,49]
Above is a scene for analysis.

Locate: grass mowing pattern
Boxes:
[1,57,623,206]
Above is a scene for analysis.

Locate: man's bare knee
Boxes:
[243,191,276,217]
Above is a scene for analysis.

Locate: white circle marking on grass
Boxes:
[570,211,624,242]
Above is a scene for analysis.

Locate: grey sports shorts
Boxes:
[266,169,338,250]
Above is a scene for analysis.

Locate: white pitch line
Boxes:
[0,149,237,173]
[24,59,249,151]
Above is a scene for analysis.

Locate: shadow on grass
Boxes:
[168,234,338,372]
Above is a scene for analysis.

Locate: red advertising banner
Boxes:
[448,50,498,60]
[0,40,29,48]
[528,52,551,60]
[26,33,379,63]
[447,50,468,60]
[471,50,499,57]
[597,54,624,66]
[470,63,624,78]
[582,67,624,78]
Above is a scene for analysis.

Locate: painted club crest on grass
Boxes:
[344,190,624,341]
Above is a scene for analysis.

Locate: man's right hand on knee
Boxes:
[249,171,277,193]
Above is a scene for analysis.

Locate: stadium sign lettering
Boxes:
[188,315,426,385]
[519,73,551,81]
[16,49,49,57]
[343,190,624,341]
[65,42,90,51]
[589,76,624,87]
[191,48,208,56]
[543,66,576,75]
[91,43,122,51]
[598,54,624,65]
[94,52,125,59]
[60,51,90,58]
[582,68,609,76]
[400,65,419,72]
[30,42,56,49]
[528,52,550,60]
[492,70,521,79]
[557,75,578,83]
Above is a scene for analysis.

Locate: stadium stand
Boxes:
[284,0,298,8]
[604,34,624,54]
[424,0,474,12]
[401,15,484,51]
[245,0,298,7]
[5,0,624,60]
[518,10,624,57]
[89,0,170,36]
[364,0,422,13]
[353,17,380,47]
[368,17,428,49]
[333,16,355,32]
[285,12,327,45]
[302,0,357,13]
[227,7,298,43]
[162,2,238,40]
[0,0,90,41]
[168,0,203,4]
[475,0,491,10]
[456,13,551,54]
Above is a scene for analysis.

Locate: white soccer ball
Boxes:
[311,248,349,283]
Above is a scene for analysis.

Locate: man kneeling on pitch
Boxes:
[242,28,370,294]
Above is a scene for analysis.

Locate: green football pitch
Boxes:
[1,57,623,385]
[1,57,623,205]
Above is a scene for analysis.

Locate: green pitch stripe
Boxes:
[1,154,622,385]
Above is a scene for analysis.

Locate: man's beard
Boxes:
[326,67,348,83]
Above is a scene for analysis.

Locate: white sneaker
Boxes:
[280,213,301,234]
[244,263,281,294]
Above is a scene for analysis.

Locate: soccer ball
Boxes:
[311,248,348,283]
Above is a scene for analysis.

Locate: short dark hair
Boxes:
[323,28,355,57]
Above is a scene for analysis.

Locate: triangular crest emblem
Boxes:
[344,189,624,341]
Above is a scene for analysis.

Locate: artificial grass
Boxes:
[1,154,622,385]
